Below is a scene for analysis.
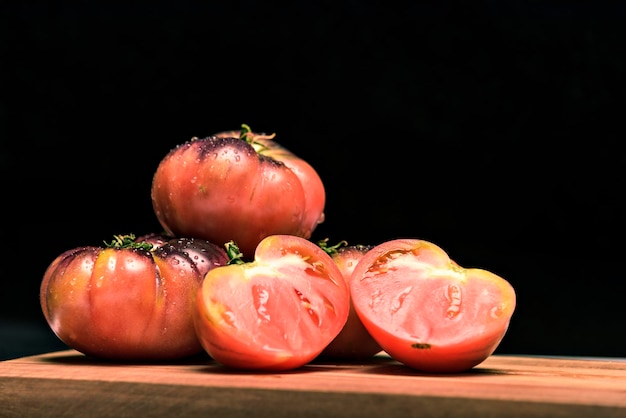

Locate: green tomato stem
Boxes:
[239,123,275,153]
[225,240,246,265]
[104,234,153,251]
[317,238,348,256]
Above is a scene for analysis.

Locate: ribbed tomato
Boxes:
[40,234,229,360]
[193,235,350,371]
[151,124,325,257]
[317,239,382,360]
[350,238,516,373]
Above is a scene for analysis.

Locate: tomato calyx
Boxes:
[318,238,373,257]
[239,123,276,153]
[317,238,348,256]
[103,234,153,251]
[224,240,246,265]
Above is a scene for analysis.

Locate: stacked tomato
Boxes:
[40,124,516,372]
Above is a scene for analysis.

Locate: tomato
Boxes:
[350,239,516,373]
[40,234,229,360]
[151,124,326,257]
[316,239,382,360]
[193,235,350,371]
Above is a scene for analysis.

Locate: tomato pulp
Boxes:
[194,235,350,371]
[350,239,516,373]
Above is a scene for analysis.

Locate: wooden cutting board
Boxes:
[0,350,624,417]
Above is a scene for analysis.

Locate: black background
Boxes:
[2,2,625,360]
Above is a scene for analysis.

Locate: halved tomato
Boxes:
[193,235,350,371]
[350,238,516,372]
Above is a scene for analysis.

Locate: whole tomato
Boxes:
[40,234,229,360]
[151,124,326,257]
[350,238,516,373]
[316,239,382,360]
[193,235,350,371]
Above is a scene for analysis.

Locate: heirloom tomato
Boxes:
[40,234,229,361]
[350,239,516,373]
[193,235,350,371]
[151,124,326,257]
[317,239,382,360]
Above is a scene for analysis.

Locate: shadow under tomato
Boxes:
[197,353,403,375]
[39,351,215,367]
[197,364,332,375]
[356,362,509,377]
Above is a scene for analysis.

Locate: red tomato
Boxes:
[350,239,516,373]
[317,239,382,360]
[193,235,350,371]
[40,234,229,360]
[151,124,326,257]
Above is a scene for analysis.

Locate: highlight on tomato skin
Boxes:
[349,238,517,373]
[193,235,351,371]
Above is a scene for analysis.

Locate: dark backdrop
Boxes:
[2,2,625,360]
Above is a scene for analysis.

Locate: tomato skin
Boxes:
[151,127,326,257]
[40,236,229,360]
[318,244,383,360]
[193,235,349,371]
[214,128,326,238]
[350,239,516,373]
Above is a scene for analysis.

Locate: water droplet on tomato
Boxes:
[95,275,105,288]
[190,176,197,184]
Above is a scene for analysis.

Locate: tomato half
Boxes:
[193,235,350,371]
[151,124,326,257]
[350,239,516,373]
[40,234,229,360]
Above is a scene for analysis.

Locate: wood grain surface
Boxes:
[1,350,625,417]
